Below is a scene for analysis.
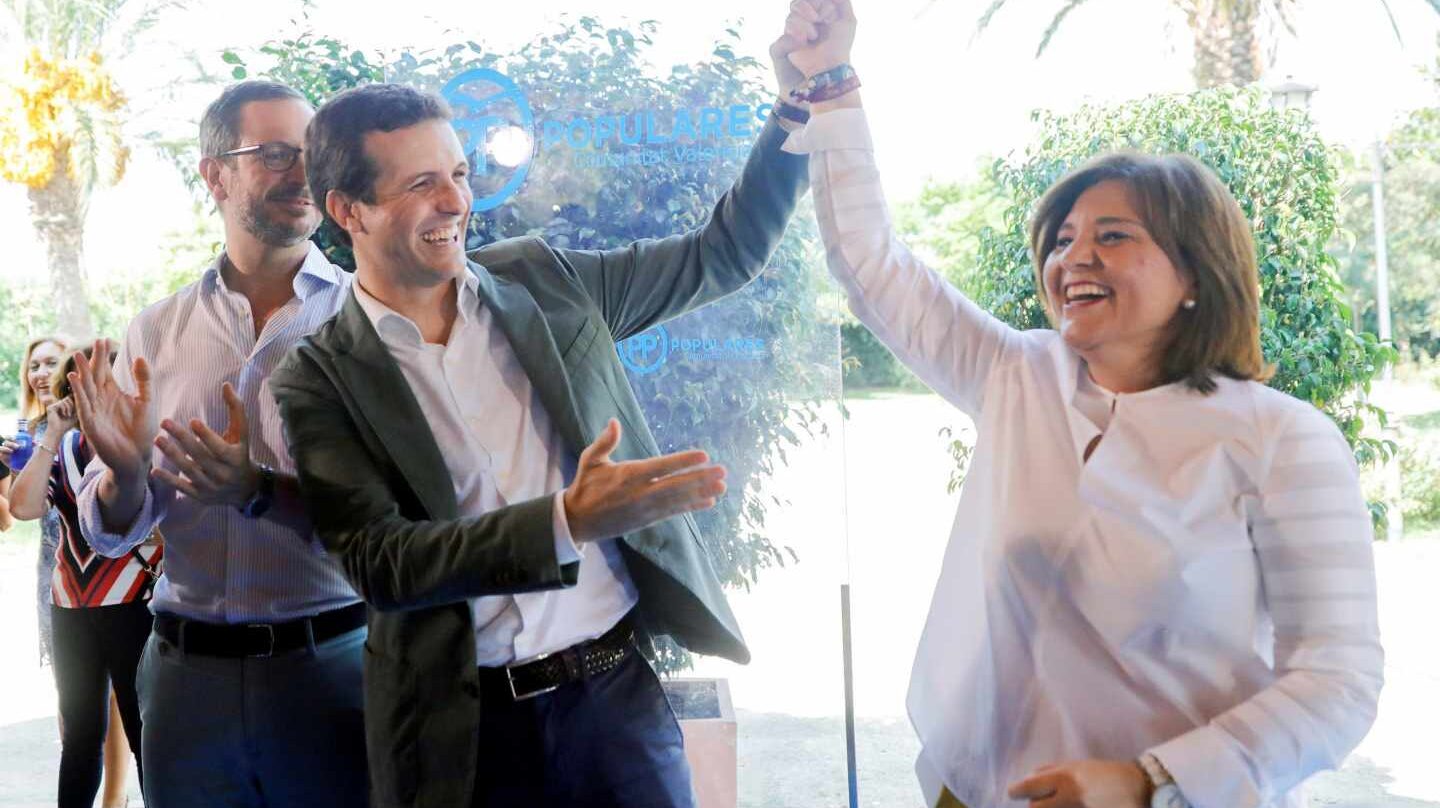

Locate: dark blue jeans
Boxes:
[474,649,695,808]
[51,600,153,808]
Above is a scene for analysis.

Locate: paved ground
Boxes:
[0,392,1435,806]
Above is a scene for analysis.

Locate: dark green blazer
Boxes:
[269,117,807,808]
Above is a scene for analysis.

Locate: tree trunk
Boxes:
[26,148,95,341]
[1187,0,1263,88]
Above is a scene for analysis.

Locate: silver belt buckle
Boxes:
[246,623,276,658]
[505,651,559,701]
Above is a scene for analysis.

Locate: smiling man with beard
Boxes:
[70,81,367,807]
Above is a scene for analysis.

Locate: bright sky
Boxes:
[1,0,1437,288]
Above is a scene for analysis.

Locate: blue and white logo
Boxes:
[617,325,670,375]
[441,68,534,213]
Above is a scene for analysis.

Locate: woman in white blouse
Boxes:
[775,3,1383,807]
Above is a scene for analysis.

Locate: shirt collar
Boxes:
[205,242,344,302]
[354,269,481,349]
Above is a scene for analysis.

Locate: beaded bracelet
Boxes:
[789,64,861,104]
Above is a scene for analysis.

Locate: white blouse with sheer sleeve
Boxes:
[783,108,1383,808]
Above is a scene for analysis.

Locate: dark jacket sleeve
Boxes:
[270,346,579,613]
[548,116,809,341]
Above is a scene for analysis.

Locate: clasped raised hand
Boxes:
[772,0,857,82]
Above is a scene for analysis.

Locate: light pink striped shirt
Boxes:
[78,244,360,623]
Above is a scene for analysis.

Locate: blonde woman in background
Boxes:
[3,336,137,808]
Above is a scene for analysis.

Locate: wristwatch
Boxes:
[238,464,276,518]
[1138,753,1190,808]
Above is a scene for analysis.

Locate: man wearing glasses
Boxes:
[72,81,366,806]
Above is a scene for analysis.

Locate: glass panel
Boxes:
[385,23,850,805]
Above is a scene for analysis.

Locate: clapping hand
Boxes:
[69,339,158,485]
[563,419,727,542]
[152,382,260,507]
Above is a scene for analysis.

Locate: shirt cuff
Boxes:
[1148,726,1265,808]
[781,107,874,155]
[552,491,582,565]
[79,475,163,558]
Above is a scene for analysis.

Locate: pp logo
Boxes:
[617,325,669,376]
[441,68,534,213]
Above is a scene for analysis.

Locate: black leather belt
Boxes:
[153,603,366,658]
[480,615,637,701]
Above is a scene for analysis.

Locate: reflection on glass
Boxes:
[388,17,848,807]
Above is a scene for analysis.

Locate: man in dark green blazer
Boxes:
[269,47,811,806]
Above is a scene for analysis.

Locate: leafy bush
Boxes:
[0,280,58,416]
[1332,109,1440,360]
[841,324,922,390]
[971,87,1393,469]
[0,208,212,412]
[1398,439,1440,532]
[840,172,1006,392]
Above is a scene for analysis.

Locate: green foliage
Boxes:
[937,424,975,495]
[228,17,836,673]
[0,280,58,415]
[840,169,1010,392]
[895,172,1008,295]
[1332,47,1440,361]
[1332,132,1440,360]
[841,323,922,390]
[973,87,1394,470]
[1398,439,1440,532]
[90,205,221,340]
[0,206,215,411]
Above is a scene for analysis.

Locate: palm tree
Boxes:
[0,0,172,339]
[977,0,1440,89]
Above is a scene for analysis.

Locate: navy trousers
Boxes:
[473,648,695,808]
[136,623,368,807]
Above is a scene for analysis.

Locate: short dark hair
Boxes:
[1030,151,1271,394]
[199,80,309,158]
[305,83,453,245]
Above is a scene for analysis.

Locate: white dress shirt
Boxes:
[78,244,361,623]
[785,109,1384,808]
[354,271,638,666]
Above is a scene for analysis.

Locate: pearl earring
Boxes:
[1182,299,1196,310]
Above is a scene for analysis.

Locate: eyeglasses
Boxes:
[219,142,303,172]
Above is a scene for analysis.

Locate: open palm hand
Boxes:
[69,339,158,482]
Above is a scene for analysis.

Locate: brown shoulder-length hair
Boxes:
[1029,151,1271,393]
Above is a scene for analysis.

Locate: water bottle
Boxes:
[9,419,33,471]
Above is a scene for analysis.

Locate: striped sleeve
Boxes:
[1149,403,1383,808]
[782,108,1021,417]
